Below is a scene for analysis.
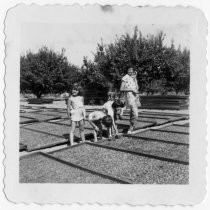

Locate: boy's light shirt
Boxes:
[88,111,105,121]
[102,100,114,118]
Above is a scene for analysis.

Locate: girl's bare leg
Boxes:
[93,130,98,142]
[70,121,76,145]
[79,120,85,142]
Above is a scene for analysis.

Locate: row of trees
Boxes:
[89,27,190,95]
[20,47,81,98]
[20,27,190,99]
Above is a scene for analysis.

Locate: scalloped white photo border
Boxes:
[4,4,207,205]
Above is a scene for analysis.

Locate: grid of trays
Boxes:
[20,117,38,124]
[20,152,117,183]
[126,130,189,145]
[86,109,188,130]
[20,112,62,122]
[20,127,68,151]
[20,107,68,124]
[153,125,189,134]
[20,106,189,184]
[117,110,188,129]
[49,143,188,184]
[20,120,97,151]
[20,133,189,184]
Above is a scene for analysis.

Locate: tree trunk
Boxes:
[35,91,42,98]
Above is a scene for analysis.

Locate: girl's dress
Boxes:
[121,74,140,108]
[69,96,86,122]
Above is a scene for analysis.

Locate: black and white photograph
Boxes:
[4,4,207,205]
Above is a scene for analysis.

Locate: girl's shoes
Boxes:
[67,141,73,146]
[127,126,134,134]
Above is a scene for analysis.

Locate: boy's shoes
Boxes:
[108,136,115,141]
[98,134,103,141]
[96,136,102,141]
[115,134,120,139]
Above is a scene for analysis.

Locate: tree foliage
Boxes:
[80,57,110,104]
[20,47,80,98]
[20,27,190,101]
[89,27,190,95]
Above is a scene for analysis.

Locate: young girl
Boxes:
[67,83,86,145]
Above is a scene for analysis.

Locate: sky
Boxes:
[21,22,190,67]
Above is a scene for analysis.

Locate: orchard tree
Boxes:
[91,27,190,94]
[80,57,110,104]
[20,47,80,98]
[173,47,190,94]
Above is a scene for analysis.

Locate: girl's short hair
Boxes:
[71,83,83,96]
[102,115,113,128]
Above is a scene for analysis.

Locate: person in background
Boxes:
[111,98,125,121]
[61,92,69,105]
[67,83,86,145]
[120,67,140,134]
